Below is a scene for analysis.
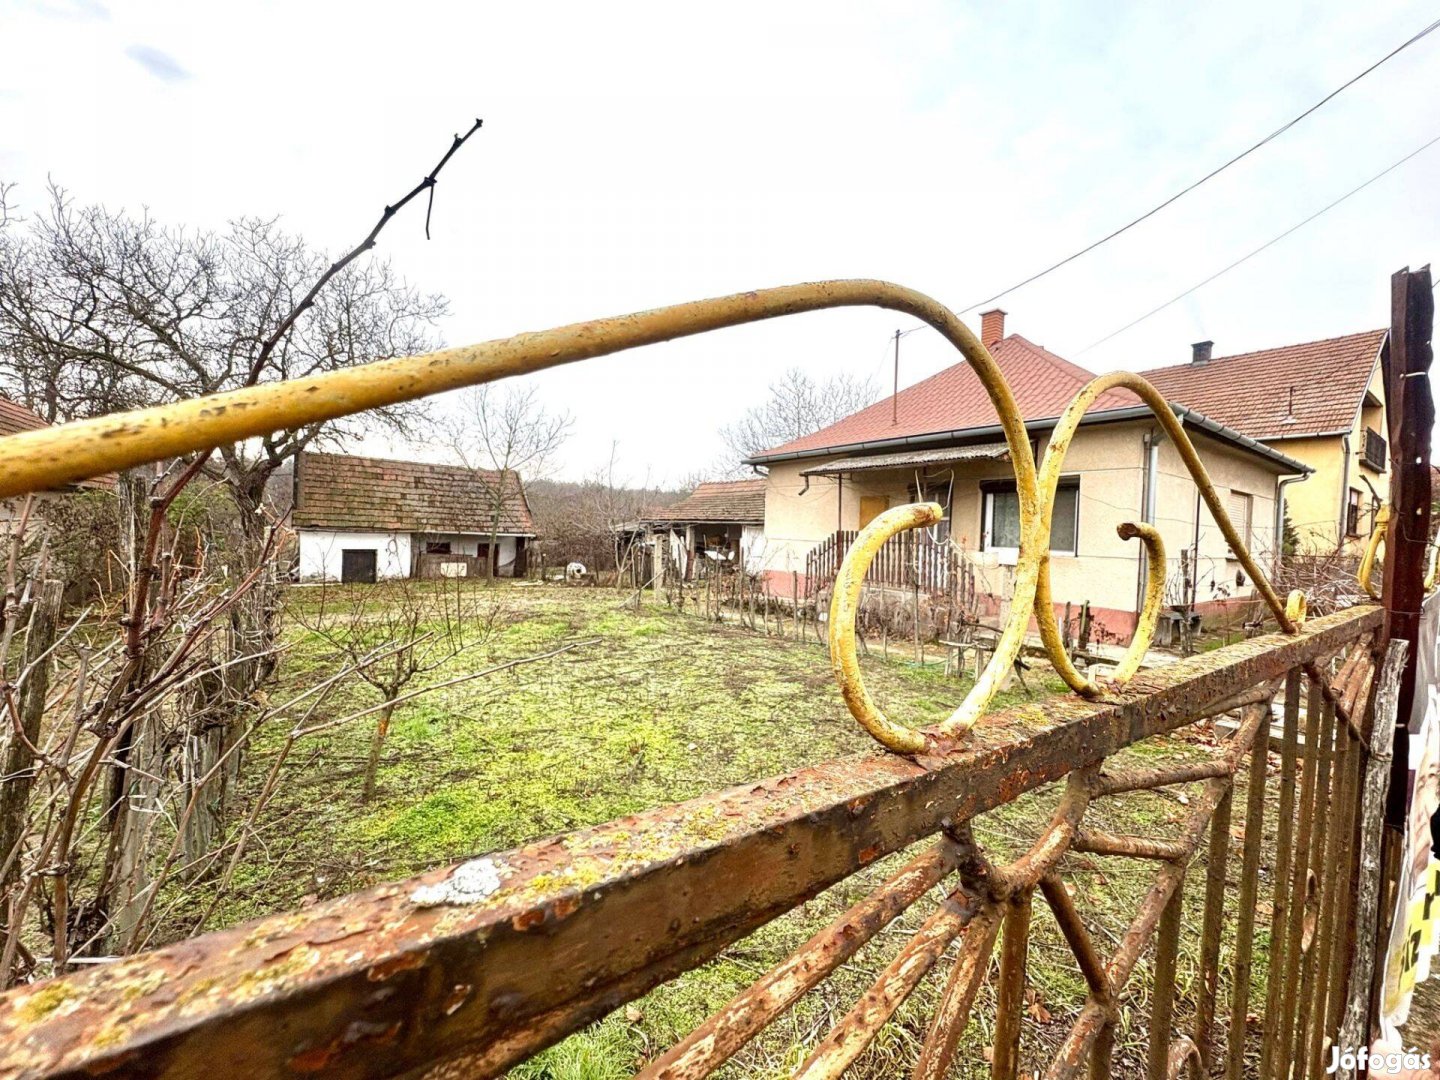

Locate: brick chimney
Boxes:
[980,309,1007,347]
[1191,340,1213,365]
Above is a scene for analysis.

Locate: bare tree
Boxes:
[0,185,447,545]
[446,385,572,581]
[291,577,495,802]
[719,367,878,463]
[526,443,686,580]
[0,123,485,970]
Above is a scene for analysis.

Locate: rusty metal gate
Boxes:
[0,276,1428,1078]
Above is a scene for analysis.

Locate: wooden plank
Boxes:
[1336,639,1406,1078]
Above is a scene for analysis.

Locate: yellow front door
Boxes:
[859,496,888,530]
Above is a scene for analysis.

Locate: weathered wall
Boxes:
[1151,428,1280,617]
[298,529,412,581]
[1264,356,1388,554]
[418,532,521,575]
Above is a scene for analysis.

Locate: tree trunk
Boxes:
[0,580,63,891]
[363,702,398,804]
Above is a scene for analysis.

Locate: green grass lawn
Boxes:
[179,581,1275,1078]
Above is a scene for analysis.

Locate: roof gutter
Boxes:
[1167,404,1312,474]
[748,405,1312,474]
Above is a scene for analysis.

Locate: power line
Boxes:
[959,15,1440,315]
[1078,130,1440,354]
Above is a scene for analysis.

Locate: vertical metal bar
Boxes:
[1259,670,1303,1077]
[1193,788,1233,1070]
[1225,690,1272,1080]
[1266,676,1325,1078]
[1147,880,1184,1080]
[992,890,1032,1080]
[1292,700,1336,1077]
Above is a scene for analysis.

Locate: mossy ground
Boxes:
[183,582,1287,1078]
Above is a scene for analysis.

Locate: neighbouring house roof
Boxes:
[744,334,1308,474]
[642,479,766,526]
[749,336,1141,462]
[800,442,1009,476]
[294,452,535,536]
[1141,329,1387,441]
[0,397,49,439]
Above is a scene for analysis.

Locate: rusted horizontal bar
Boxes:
[0,605,1379,1080]
[1072,829,1188,861]
[1094,760,1231,796]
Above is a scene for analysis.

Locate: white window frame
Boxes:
[981,477,1080,563]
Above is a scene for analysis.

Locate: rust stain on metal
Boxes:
[288,1020,403,1073]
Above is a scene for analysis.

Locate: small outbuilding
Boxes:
[294,452,535,582]
[639,478,767,580]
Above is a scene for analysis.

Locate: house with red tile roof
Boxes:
[294,452,535,582]
[1143,330,1389,553]
[744,311,1312,640]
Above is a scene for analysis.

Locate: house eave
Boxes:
[296,524,537,537]
[745,405,1312,475]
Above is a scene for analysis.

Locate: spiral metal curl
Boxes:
[826,371,1304,753]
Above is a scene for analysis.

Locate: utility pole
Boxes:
[892,329,900,424]
[1380,265,1434,829]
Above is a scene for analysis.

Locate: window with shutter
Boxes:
[1227,491,1253,555]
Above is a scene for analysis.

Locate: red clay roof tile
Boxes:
[1142,329,1385,440]
[750,335,1138,459]
[0,397,49,439]
[643,478,765,525]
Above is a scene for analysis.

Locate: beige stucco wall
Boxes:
[761,419,1285,632]
[1151,430,1279,610]
[1264,359,1388,554]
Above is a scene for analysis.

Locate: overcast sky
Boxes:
[3,0,1437,485]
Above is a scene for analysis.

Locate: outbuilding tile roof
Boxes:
[643,479,766,525]
[1141,329,1386,440]
[0,397,49,439]
[295,452,535,535]
[749,335,1139,460]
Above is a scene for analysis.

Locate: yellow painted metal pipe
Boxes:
[0,278,1050,747]
[1111,521,1165,684]
[1033,372,1298,648]
[1286,589,1309,628]
[0,276,1304,754]
[1358,504,1389,600]
[828,503,944,754]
